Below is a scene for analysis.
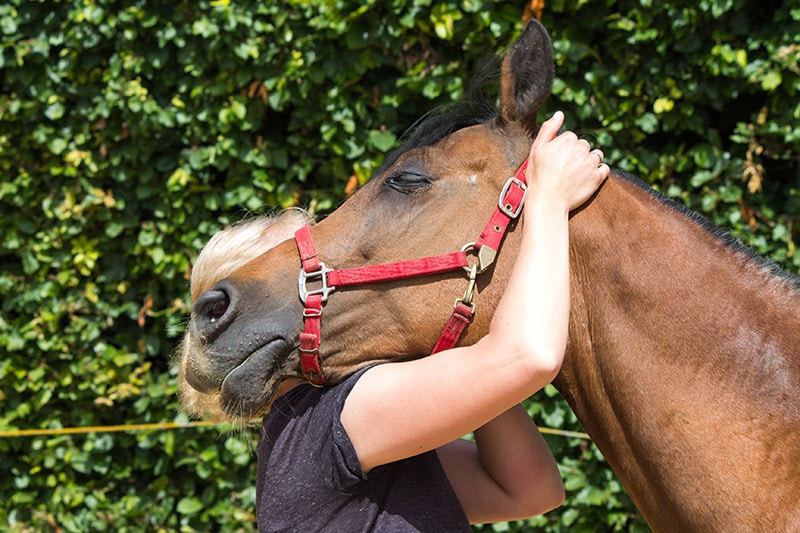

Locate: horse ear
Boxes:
[499,19,555,136]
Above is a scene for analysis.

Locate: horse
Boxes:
[179,20,800,531]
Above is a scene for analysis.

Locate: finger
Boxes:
[532,110,565,151]
[590,149,605,164]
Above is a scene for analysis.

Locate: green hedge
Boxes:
[1,0,797,531]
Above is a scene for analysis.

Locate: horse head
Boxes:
[179,20,554,418]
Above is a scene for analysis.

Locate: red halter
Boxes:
[294,159,529,385]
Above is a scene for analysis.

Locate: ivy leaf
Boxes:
[368,130,397,152]
[177,496,204,515]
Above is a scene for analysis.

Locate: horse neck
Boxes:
[555,173,800,530]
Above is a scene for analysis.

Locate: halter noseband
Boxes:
[294,159,529,385]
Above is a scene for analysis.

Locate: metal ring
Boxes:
[461,243,479,273]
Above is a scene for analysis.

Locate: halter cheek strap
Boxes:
[295,232,326,385]
[294,158,529,385]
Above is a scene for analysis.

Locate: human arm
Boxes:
[341,111,608,474]
[436,404,564,524]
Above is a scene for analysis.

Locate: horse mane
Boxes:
[614,169,800,291]
[375,56,502,177]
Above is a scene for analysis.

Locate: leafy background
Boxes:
[1,0,797,531]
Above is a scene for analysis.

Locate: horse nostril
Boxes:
[193,287,236,340]
[208,296,229,323]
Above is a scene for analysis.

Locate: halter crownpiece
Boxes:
[294,158,529,385]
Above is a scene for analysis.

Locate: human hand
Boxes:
[524,111,609,213]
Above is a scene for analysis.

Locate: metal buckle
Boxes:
[298,262,335,304]
[303,368,326,388]
[302,307,323,318]
[461,242,497,274]
[497,176,527,219]
[457,265,478,307]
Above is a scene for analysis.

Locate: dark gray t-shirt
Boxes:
[256,366,471,532]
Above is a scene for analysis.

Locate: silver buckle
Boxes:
[497,176,527,219]
[298,262,335,304]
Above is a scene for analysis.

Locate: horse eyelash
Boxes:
[384,171,432,194]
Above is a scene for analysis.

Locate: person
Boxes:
[184,111,609,531]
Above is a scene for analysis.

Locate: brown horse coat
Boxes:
[179,21,800,530]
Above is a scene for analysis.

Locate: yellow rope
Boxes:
[0,421,232,438]
[0,422,590,440]
[538,427,590,439]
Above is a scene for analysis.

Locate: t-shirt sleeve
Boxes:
[320,366,391,492]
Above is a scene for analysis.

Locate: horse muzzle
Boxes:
[183,279,301,414]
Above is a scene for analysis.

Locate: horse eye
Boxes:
[384,170,432,194]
